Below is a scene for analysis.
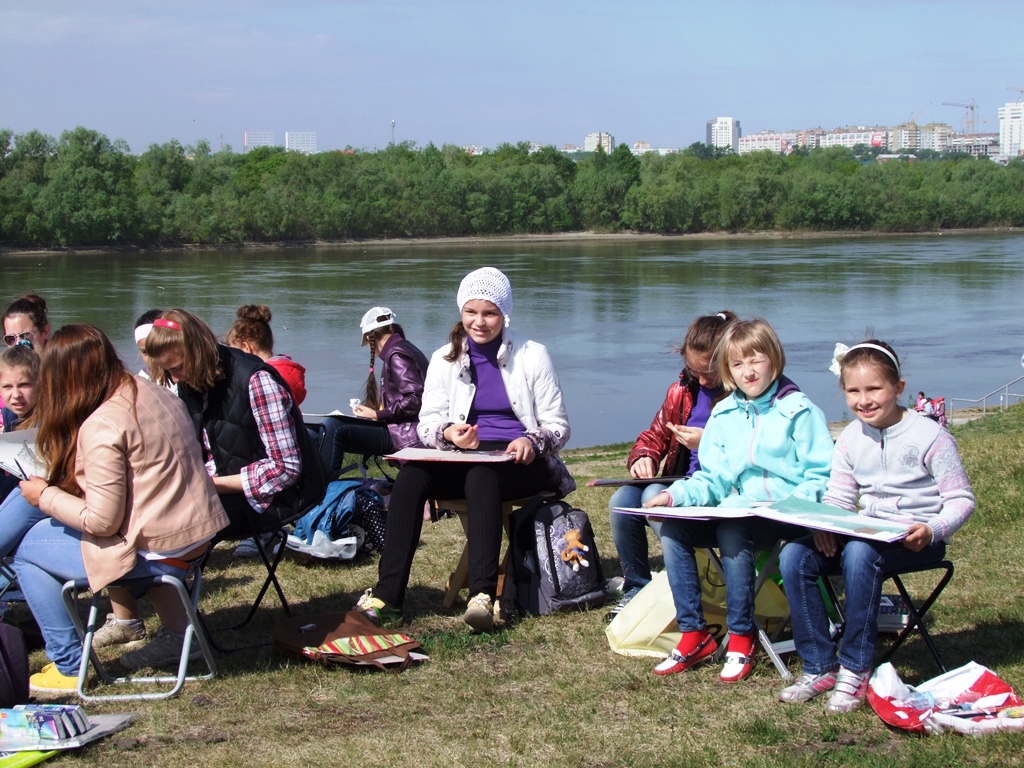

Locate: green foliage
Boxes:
[3,125,1024,247]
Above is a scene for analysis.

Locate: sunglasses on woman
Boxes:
[3,331,35,347]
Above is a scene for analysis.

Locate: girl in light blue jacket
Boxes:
[645,318,833,682]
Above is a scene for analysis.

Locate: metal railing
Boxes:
[949,374,1024,424]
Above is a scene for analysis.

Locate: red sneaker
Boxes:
[653,631,718,676]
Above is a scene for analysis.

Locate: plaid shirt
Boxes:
[203,370,301,511]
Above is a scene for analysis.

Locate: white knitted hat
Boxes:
[457,267,512,326]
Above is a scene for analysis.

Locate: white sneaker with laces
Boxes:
[463,593,494,632]
[92,613,147,649]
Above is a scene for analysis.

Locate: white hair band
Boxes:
[829,342,901,378]
[134,324,154,344]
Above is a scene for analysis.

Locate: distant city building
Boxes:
[949,134,999,157]
[918,123,953,153]
[243,131,275,152]
[888,124,920,152]
[561,144,583,153]
[888,122,953,153]
[737,130,804,155]
[998,101,1024,157]
[285,132,317,155]
[706,117,741,153]
[630,141,678,156]
[813,126,888,150]
[584,131,614,153]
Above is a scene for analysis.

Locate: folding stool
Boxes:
[823,559,954,673]
[437,492,554,608]
[61,560,216,701]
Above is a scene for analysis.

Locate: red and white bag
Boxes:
[868,661,1024,736]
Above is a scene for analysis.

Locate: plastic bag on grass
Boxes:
[868,661,1024,736]
[285,530,359,562]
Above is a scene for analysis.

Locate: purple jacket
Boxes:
[376,333,429,450]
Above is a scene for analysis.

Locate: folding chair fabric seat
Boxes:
[60,563,216,701]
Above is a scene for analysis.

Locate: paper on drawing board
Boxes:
[613,506,755,521]
[385,447,514,463]
[759,496,910,543]
[587,476,688,488]
[0,429,45,480]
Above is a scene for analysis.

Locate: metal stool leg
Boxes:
[877,562,954,672]
[61,570,217,701]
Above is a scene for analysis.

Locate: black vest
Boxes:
[179,345,325,526]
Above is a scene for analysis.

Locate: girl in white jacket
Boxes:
[358,267,574,631]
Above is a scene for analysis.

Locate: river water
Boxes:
[2,233,1022,447]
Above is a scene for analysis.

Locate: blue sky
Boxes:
[2,1,1021,154]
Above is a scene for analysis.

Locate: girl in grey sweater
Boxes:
[778,340,974,714]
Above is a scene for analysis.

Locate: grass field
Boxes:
[21,407,1024,767]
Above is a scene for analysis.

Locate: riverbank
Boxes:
[2,226,1022,258]
[826,406,987,439]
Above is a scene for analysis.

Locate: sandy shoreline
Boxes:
[1,227,1021,258]
[826,406,987,440]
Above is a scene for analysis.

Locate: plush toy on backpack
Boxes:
[560,529,590,572]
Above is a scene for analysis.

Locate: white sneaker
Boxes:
[825,667,870,713]
[778,671,838,703]
[463,593,494,632]
[92,613,146,649]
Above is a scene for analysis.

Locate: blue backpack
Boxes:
[293,479,366,545]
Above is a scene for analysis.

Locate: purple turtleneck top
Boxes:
[467,336,525,441]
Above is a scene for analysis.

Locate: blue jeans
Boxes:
[15,517,190,676]
[0,488,47,558]
[661,516,804,635]
[608,483,666,591]
[779,535,946,675]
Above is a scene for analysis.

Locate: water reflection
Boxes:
[2,233,1022,447]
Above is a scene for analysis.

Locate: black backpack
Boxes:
[0,621,29,708]
[506,497,607,617]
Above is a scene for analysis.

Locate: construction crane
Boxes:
[908,102,931,127]
[1010,86,1024,100]
[942,99,977,138]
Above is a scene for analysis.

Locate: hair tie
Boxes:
[153,318,181,331]
[829,342,901,378]
[716,313,727,320]
[369,366,374,373]
[134,323,154,343]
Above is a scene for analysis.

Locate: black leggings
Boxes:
[317,416,394,477]
[376,443,550,607]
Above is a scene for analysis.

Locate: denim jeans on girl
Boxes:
[607,483,666,592]
[661,516,804,635]
[15,517,190,676]
[779,534,946,675]
[0,488,47,559]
